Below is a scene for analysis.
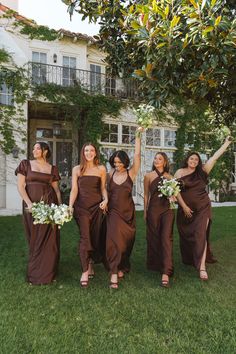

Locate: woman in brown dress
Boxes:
[69,143,108,287]
[106,128,143,289]
[15,142,62,285]
[144,152,175,288]
[175,137,232,280]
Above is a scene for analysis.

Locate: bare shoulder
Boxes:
[98,164,107,174]
[144,171,155,182]
[174,168,184,178]
[109,168,115,177]
[72,165,81,176]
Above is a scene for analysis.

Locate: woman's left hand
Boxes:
[169,196,177,203]
[99,200,108,211]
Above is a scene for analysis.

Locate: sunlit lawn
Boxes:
[0,207,235,354]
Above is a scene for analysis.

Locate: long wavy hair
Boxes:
[80,143,100,175]
[152,152,170,173]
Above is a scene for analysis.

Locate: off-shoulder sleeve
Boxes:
[15,159,28,177]
[52,166,61,182]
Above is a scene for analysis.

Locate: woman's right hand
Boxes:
[183,205,193,218]
[25,203,33,213]
[68,205,74,216]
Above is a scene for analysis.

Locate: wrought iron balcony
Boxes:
[28,62,139,100]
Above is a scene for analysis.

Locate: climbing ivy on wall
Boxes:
[32,83,122,154]
[0,49,29,154]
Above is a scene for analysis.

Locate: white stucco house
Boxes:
[0,0,235,214]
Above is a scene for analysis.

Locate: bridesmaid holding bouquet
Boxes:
[175,137,232,280]
[15,142,61,285]
[144,152,175,288]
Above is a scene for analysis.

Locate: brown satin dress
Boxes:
[106,170,136,274]
[74,176,105,272]
[15,159,60,285]
[146,171,175,276]
[177,169,212,270]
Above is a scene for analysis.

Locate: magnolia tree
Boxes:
[63,0,235,126]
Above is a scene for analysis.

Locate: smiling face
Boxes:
[33,143,43,159]
[83,145,96,162]
[114,156,126,172]
[153,153,165,170]
[187,154,199,169]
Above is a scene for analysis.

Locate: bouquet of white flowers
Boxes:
[158,177,181,209]
[133,104,155,136]
[31,201,52,225]
[50,203,73,228]
[31,201,72,229]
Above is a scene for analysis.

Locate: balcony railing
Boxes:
[28,62,139,100]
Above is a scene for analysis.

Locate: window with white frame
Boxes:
[164,130,176,147]
[0,83,13,105]
[146,128,161,146]
[122,125,136,145]
[101,123,118,143]
[90,64,101,91]
[62,56,76,86]
[32,51,47,84]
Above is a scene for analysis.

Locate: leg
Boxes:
[161,274,170,288]
[199,219,209,281]
[80,270,89,288]
[110,273,118,289]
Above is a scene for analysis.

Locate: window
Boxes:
[35,127,72,176]
[122,125,136,145]
[62,56,76,86]
[101,123,118,143]
[164,130,176,147]
[0,83,13,105]
[32,51,47,84]
[105,68,116,95]
[146,128,161,146]
[90,64,101,91]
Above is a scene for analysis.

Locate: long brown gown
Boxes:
[146,171,175,276]
[15,159,60,285]
[73,176,105,271]
[106,170,135,274]
[177,169,212,270]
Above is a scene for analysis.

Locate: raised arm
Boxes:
[99,165,108,211]
[69,166,79,210]
[203,136,232,175]
[143,174,150,221]
[17,173,33,209]
[129,127,143,180]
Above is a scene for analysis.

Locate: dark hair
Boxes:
[181,151,202,169]
[80,142,100,175]
[109,150,130,169]
[34,142,51,159]
[181,151,207,179]
[152,152,170,173]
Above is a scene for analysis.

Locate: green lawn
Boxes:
[0,208,235,354]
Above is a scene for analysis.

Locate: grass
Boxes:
[0,207,235,354]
